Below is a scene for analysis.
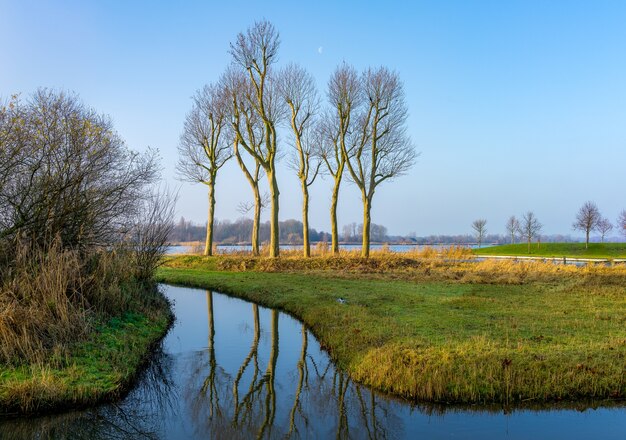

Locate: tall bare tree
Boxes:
[471,219,487,248]
[278,64,321,257]
[521,211,542,253]
[343,67,417,257]
[222,68,265,256]
[230,20,284,258]
[596,217,613,243]
[321,64,361,255]
[177,84,232,256]
[618,210,626,237]
[573,201,601,249]
[505,215,520,244]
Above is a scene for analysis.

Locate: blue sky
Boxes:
[2,1,625,236]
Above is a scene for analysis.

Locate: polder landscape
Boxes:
[2,3,626,439]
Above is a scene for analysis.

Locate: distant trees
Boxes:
[471,219,487,248]
[521,212,542,253]
[177,84,232,256]
[505,216,520,244]
[596,218,613,243]
[573,201,601,249]
[342,67,417,257]
[618,211,626,237]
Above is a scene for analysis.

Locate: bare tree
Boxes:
[229,20,284,258]
[343,67,417,257]
[177,84,232,256]
[222,68,266,256]
[471,219,487,248]
[505,215,520,244]
[278,64,322,257]
[521,211,542,253]
[618,210,626,237]
[321,64,361,255]
[596,217,613,243]
[573,201,601,249]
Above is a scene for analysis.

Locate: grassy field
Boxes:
[474,242,626,259]
[0,309,171,415]
[156,255,626,405]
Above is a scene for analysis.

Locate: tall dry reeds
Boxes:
[0,239,166,366]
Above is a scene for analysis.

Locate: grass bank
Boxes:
[157,255,626,405]
[0,243,173,415]
[474,242,626,259]
[0,308,171,415]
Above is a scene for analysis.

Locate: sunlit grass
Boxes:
[157,254,626,404]
[0,312,170,414]
[474,242,626,259]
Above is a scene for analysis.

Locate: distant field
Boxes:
[474,242,626,259]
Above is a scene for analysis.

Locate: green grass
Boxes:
[474,242,626,259]
[0,310,171,415]
[156,262,626,404]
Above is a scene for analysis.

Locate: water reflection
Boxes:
[1,285,624,439]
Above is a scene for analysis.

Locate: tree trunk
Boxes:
[330,177,341,256]
[252,185,261,256]
[585,230,589,249]
[361,195,371,258]
[204,182,216,256]
[302,182,310,258]
[527,237,531,254]
[268,169,280,258]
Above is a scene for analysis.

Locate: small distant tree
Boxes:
[596,218,613,243]
[471,219,487,248]
[573,201,601,249]
[505,216,520,244]
[521,211,542,253]
[177,84,232,256]
[618,210,626,237]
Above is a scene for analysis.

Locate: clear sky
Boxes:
[2,0,625,236]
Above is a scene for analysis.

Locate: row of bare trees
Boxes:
[473,202,626,254]
[177,20,416,258]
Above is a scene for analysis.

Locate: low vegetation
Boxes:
[0,90,174,414]
[157,253,626,404]
[474,242,626,259]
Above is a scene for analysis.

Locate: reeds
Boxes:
[0,240,164,366]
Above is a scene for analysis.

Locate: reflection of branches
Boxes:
[335,372,350,439]
[257,310,279,439]
[233,304,261,424]
[200,291,220,418]
[288,325,309,436]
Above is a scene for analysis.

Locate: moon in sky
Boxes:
[318,46,323,54]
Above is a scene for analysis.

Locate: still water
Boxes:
[2,285,624,439]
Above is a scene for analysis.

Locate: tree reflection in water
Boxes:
[0,346,177,440]
[2,286,623,439]
[184,290,400,439]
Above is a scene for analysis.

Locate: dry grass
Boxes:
[158,252,626,404]
[0,241,163,366]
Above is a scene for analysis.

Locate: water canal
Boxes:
[1,284,624,439]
